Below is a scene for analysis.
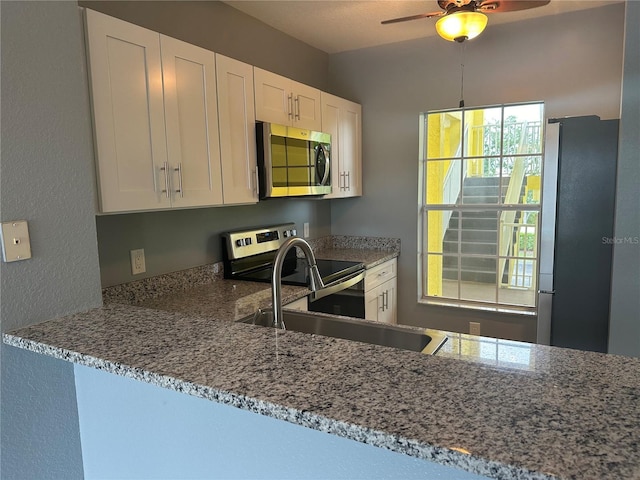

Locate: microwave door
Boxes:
[315,143,330,186]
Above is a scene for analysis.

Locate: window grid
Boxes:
[419,103,544,313]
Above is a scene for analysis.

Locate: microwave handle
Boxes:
[317,144,331,186]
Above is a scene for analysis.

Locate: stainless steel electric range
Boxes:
[222,223,366,317]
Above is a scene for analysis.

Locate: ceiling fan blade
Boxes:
[381,11,444,25]
[478,0,550,13]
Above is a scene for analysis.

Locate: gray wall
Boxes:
[327,4,626,341]
[78,0,333,287]
[0,2,103,478]
[74,364,487,479]
[97,200,331,287]
[608,1,640,357]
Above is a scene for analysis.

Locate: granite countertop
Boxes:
[4,243,640,480]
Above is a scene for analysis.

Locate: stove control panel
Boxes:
[223,223,299,260]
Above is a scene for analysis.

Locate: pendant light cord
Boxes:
[459,41,467,108]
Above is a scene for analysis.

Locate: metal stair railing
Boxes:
[498,122,537,289]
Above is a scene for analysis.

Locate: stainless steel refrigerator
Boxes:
[538,115,619,353]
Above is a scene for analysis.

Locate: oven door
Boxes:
[309,270,366,318]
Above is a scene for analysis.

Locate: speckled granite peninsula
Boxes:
[4,237,640,480]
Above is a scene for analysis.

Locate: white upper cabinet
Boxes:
[160,35,223,208]
[216,54,258,205]
[85,10,225,213]
[254,68,322,131]
[85,9,169,212]
[321,93,362,198]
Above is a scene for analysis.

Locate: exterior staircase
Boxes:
[442,177,522,284]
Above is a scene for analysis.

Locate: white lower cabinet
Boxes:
[364,259,397,324]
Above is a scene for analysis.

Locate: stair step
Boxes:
[461,185,509,197]
[443,229,497,243]
[447,217,498,230]
[450,211,500,220]
[442,268,497,283]
[461,195,502,204]
[443,241,497,255]
[443,256,497,271]
[463,176,503,187]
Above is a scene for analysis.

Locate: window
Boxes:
[418,103,544,313]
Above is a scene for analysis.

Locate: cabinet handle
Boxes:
[253,165,259,197]
[288,94,293,119]
[174,163,183,198]
[378,293,385,311]
[383,290,389,310]
[160,162,170,199]
[346,171,350,191]
[294,96,300,120]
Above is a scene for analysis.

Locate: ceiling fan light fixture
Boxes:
[435,11,488,42]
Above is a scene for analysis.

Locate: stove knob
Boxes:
[283,230,290,238]
[245,237,252,245]
[235,239,245,247]
[291,229,297,237]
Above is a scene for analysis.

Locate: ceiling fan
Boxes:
[381,0,551,42]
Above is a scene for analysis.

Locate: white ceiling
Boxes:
[223,0,622,54]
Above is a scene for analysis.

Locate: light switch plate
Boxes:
[0,220,32,262]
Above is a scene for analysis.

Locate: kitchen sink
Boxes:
[239,309,447,355]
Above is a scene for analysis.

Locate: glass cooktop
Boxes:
[233,258,364,286]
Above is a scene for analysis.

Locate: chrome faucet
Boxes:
[271,237,325,329]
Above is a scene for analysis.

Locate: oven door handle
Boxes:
[310,269,365,301]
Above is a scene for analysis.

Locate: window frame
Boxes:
[418,102,545,314]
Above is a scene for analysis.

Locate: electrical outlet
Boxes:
[130,249,146,275]
[469,322,481,336]
[303,222,310,238]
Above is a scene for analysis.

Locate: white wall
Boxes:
[327,4,626,339]
[0,1,103,477]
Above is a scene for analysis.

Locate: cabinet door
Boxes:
[292,82,322,131]
[364,284,382,322]
[85,9,169,213]
[321,95,341,199]
[216,54,258,205]
[254,68,291,125]
[364,278,397,324]
[160,35,223,208]
[321,93,362,199]
[340,101,362,197]
[378,277,397,325]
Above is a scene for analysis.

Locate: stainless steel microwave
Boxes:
[256,122,332,198]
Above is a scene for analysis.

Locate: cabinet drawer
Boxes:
[364,258,397,292]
